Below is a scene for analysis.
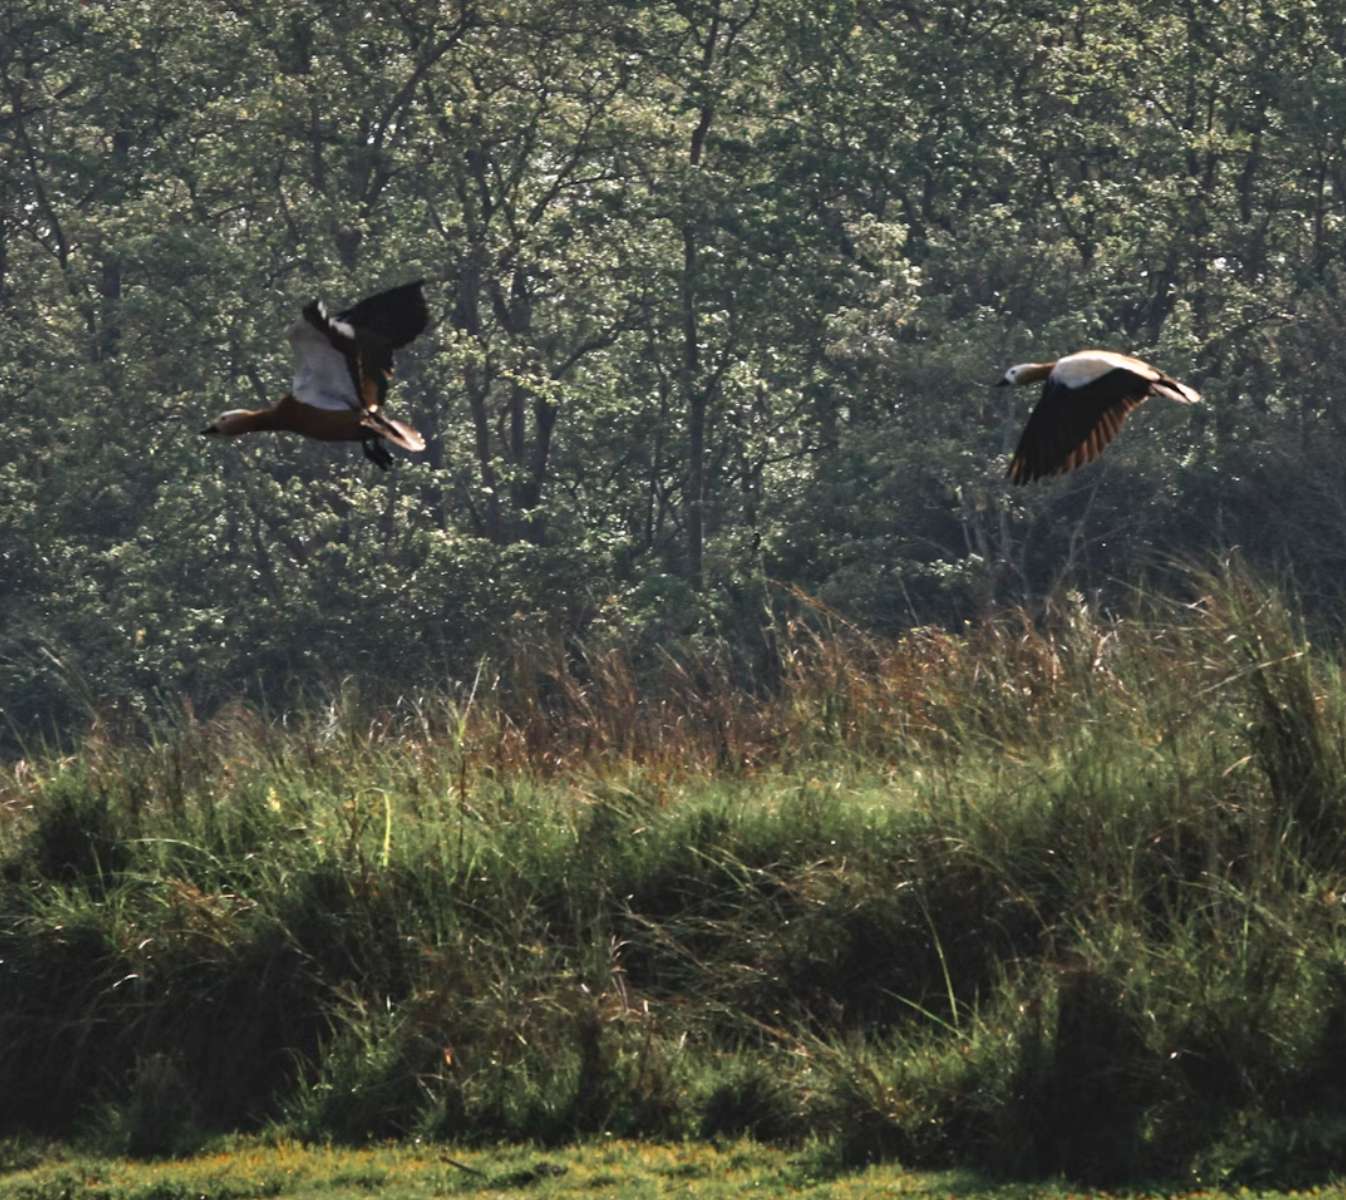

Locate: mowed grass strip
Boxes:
[1,1138,1333,1200]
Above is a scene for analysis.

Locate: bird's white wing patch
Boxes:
[288,320,358,411]
[1052,350,1157,389]
[316,302,356,342]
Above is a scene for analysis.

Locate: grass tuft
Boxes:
[4,560,1346,1185]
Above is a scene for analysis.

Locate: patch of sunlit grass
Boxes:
[8,1137,1332,1199]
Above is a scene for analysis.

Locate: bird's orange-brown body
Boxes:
[214,395,418,444]
[203,280,428,470]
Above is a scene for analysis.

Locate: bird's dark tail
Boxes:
[339,280,429,348]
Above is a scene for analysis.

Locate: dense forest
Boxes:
[5,0,1346,744]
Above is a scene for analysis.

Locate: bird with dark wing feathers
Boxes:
[203,280,429,470]
[998,349,1200,484]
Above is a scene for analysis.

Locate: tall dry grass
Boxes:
[3,560,1346,1184]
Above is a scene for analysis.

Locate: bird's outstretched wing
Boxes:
[298,281,429,414]
[288,318,361,412]
[1008,368,1151,484]
[338,280,428,349]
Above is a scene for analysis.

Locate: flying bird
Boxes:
[203,280,430,469]
[997,350,1200,485]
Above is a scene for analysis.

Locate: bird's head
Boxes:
[200,409,255,436]
[995,362,1053,388]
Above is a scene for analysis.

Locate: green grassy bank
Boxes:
[3,1137,1339,1200]
[4,564,1346,1188]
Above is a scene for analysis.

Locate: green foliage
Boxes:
[21,769,132,889]
[4,564,1346,1185]
[699,1058,808,1144]
[8,0,1346,1180]
[96,1053,206,1160]
[6,0,1346,746]
[0,1136,1206,1200]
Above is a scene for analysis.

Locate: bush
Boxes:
[4,561,1346,1185]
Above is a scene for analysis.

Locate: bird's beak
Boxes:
[993,378,1010,388]
[200,425,218,435]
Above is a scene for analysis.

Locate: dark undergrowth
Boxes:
[3,560,1346,1188]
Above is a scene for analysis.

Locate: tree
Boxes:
[7,0,1346,750]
